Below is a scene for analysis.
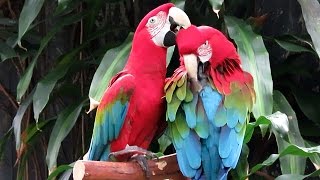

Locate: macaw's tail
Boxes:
[169,122,202,179]
[87,138,111,161]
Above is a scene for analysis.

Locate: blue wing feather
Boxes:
[182,93,198,128]
[200,86,222,123]
[87,74,134,161]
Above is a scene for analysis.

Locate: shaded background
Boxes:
[0,0,319,179]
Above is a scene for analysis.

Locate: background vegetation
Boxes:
[0,0,320,179]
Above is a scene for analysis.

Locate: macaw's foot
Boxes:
[108,145,158,179]
[108,145,158,161]
[131,154,151,179]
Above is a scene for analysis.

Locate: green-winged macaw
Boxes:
[85,3,191,162]
[165,25,256,180]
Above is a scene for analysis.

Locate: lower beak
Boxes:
[183,54,202,92]
[183,54,198,80]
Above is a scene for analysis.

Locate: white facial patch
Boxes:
[146,11,167,38]
[197,41,212,62]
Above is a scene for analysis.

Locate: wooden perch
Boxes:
[73,153,187,180]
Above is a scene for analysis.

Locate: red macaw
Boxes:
[85,3,191,162]
[165,25,255,180]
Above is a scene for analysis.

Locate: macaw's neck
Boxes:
[124,36,167,78]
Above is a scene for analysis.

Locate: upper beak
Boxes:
[168,7,191,31]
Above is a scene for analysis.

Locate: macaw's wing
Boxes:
[165,66,206,179]
[214,72,255,174]
[88,72,135,161]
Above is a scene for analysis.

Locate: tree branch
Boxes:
[73,153,187,180]
[0,82,18,109]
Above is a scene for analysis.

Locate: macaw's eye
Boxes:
[148,17,157,24]
[204,40,209,46]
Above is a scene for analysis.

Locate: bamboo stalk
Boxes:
[73,153,187,180]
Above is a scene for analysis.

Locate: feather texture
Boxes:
[167,25,256,180]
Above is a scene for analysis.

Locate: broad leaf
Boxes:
[297,0,320,59]
[273,90,306,174]
[247,144,320,178]
[275,170,320,180]
[275,39,315,54]
[16,0,45,47]
[12,89,34,150]
[88,33,132,112]
[33,50,78,122]
[305,141,320,170]
[208,0,224,16]
[25,118,55,143]
[266,112,289,137]
[166,45,175,67]
[158,130,172,153]
[58,166,74,180]
[47,164,73,180]
[244,116,271,143]
[16,12,86,102]
[225,16,273,118]
[46,99,86,173]
[232,144,249,179]
[0,42,17,61]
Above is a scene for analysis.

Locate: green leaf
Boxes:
[46,99,86,173]
[16,0,45,46]
[244,116,271,143]
[0,41,17,61]
[248,144,320,178]
[158,130,172,153]
[166,45,175,67]
[54,0,79,15]
[225,16,273,118]
[266,111,289,137]
[25,118,55,143]
[248,154,279,177]
[232,144,249,179]
[305,141,320,170]
[33,50,78,122]
[47,164,73,180]
[208,0,224,16]
[275,169,320,180]
[297,0,320,59]
[273,90,306,174]
[16,12,86,102]
[88,33,132,111]
[12,89,35,150]
[58,167,73,180]
[275,39,315,53]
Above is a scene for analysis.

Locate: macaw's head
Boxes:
[175,25,207,82]
[177,26,246,94]
[134,3,191,48]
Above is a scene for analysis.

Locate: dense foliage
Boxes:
[0,0,319,179]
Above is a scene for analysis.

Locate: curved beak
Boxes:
[168,7,191,31]
[162,6,191,47]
